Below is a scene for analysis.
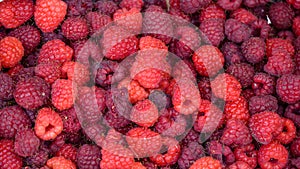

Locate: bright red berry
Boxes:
[189,156,222,169]
[0,139,23,169]
[276,118,296,144]
[234,144,257,168]
[258,142,288,169]
[276,74,300,104]
[231,8,257,24]
[199,4,226,22]
[120,0,144,10]
[0,36,24,68]
[51,79,76,111]
[46,156,76,169]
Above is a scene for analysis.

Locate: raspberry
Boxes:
[0,139,23,169]
[0,73,14,100]
[190,156,222,169]
[207,140,235,165]
[0,0,33,28]
[76,144,101,169]
[131,99,159,127]
[287,0,300,9]
[211,73,242,102]
[258,142,288,169]
[120,0,144,10]
[149,138,181,167]
[8,25,41,55]
[278,30,295,43]
[95,60,119,88]
[178,141,205,169]
[61,17,89,41]
[126,127,162,157]
[249,95,278,114]
[56,144,77,162]
[192,45,224,77]
[42,31,66,44]
[226,63,254,88]
[59,107,81,134]
[35,63,61,84]
[266,38,295,58]
[225,19,251,43]
[269,2,295,30]
[14,129,40,158]
[217,0,242,10]
[72,39,102,65]
[221,42,245,65]
[130,162,147,169]
[199,19,225,47]
[249,111,283,144]
[198,77,212,100]
[38,39,73,65]
[264,51,295,76]
[172,60,197,82]
[252,73,275,96]
[113,8,143,34]
[291,138,300,157]
[86,12,112,35]
[180,0,211,14]
[276,75,300,104]
[118,78,149,104]
[62,61,90,85]
[224,96,249,122]
[101,26,139,60]
[296,52,300,75]
[221,119,252,147]
[149,90,171,110]
[199,4,226,22]
[293,16,300,37]
[168,8,191,26]
[94,0,118,16]
[14,77,50,110]
[289,158,300,168]
[285,102,300,127]
[51,79,76,111]
[229,161,252,169]
[12,67,35,83]
[241,37,265,64]
[139,36,168,51]
[65,0,93,17]
[0,36,24,68]
[34,108,63,141]
[243,0,268,7]
[234,144,257,168]
[276,118,296,144]
[231,8,257,24]
[34,0,67,32]
[26,147,50,167]
[46,157,76,169]
[181,129,200,146]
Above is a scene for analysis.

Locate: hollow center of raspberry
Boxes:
[282,126,288,133]
[45,124,55,132]
[199,112,205,116]
[183,100,192,107]
[269,158,278,164]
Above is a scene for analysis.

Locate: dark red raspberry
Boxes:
[200,19,225,47]
[268,2,295,30]
[181,129,200,146]
[168,8,191,26]
[249,111,283,144]
[14,129,40,157]
[26,147,50,168]
[217,0,242,10]
[59,107,81,134]
[95,60,119,88]
[278,30,295,43]
[41,31,66,44]
[266,38,295,58]
[199,4,226,22]
[11,67,35,83]
[276,118,296,144]
[291,138,300,157]
[241,37,265,64]
[221,42,245,65]
[8,25,41,55]
[180,0,211,14]
[264,51,295,77]
[207,140,235,165]
[35,63,61,84]
[295,52,300,75]
[293,16,300,37]
[276,75,300,104]
[0,139,23,169]
[226,63,255,88]
[258,142,288,169]
[0,73,14,100]
[228,161,252,169]
[241,89,254,101]
[250,19,271,39]
[65,0,93,17]
[225,19,251,43]
[288,158,300,168]
[284,102,300,127]
[234,144,257,168]
[178,141,205,169]
[198,77,212,100]
[56,144,77,162]
[221,119,252,147]
[120,0,144,10]
[61,61,90,85]
[61,17,89,41]
[94,0,118,16]
[14,77,50,110]
[231,8,257,24]
[243,0,268,7]
[86,12,112,35]
[252,72,275,96]
[22,50,39,67]
[249,95,278,114]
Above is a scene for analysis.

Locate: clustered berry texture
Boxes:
[0,0,300,168]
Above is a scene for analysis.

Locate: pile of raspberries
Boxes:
[0,0,300,168]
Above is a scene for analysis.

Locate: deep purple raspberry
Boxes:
[249,95,278,114]
[226,63,255,88]
[0,73,14,100]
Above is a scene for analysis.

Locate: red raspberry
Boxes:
[221,42,245,65]
[34,108,63,141]
[76,144,101,169]
[72,39,102,65]
[296,52,300,75]
[101,26,139,60]
[95,60,119,88]
[228,161,252,169]
[86,12,112,35]
[207,140,235,165]
[192,45,224,77]
[269,2,295,30]
[0,106,31,139]
[0,36,24,68]
[14,77,50,110]
[0,139,23,169]
[8,25,41,55]
[200,19,225,47]
[211,73,242,102]
[251,20,271,39]
[234,144,257,168]
[59,107,81,134]
[243,0,268,7]
[172,60,197,82]
[131,99,158,127]
[0,73,14,100]
[51,79,76,111]
[118,78,149,104]
[38,39,73,65]
[56,144,77,162]
[291,138,300,157]
[287,0,300,9]
[131,162,147,169]
[61,17,89,41]
[14,129,40,157]
[190,156,222,169]
[46,156,76,169]
[264,51,295,76]
[285,102,300,127]
[225,96,250,122]
[217,0,242,10]
[225,19,251,43]
[252,72,275,96]
[180,0,211,14]
[139,36,168,51]
[226,63,255,88]
[94,0,118,16]
[120,0,144,10]
[231,8,257,24]
[241,88,254,101]
[126,127,162,157]
[266,38,295,58]
[249,111,283,144]
[293,16,300,37]
[35,63,61,84]
[113,8,143,34]
[34,0,67,32]
[150,138,181,167]
[181,129,200,146]
[258,142,288,169]
[276,75,300,104]
[178,141,205,169]
[278,30,295,43]
[0,0,33,28]
[241,37,265,64]
[276,118,296,144]
[199,4,226,22]
[249,95,278,114]
[65,0,93,17]
[62,61,90,85]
